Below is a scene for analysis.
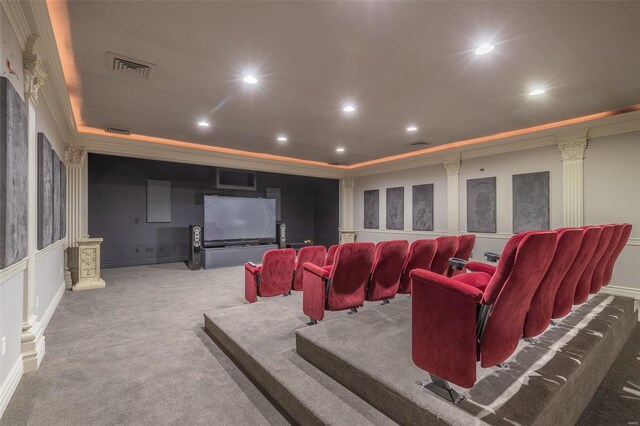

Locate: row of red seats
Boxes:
[244,235,476,315]
[410,223,632,403]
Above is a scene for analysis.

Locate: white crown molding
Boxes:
[76,132,346,179]
[0,258,27,285]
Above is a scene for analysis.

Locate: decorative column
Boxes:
[65,144,88,289]
[444,156,461,236]
[339,176,356,243]
[558,138,588,227]
[22,34,48,372]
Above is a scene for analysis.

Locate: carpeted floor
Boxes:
[1,262,638,425]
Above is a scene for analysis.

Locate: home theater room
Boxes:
[0,1,639,425]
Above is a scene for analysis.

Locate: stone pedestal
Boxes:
[339,230,356,244]
[70,237,105,291]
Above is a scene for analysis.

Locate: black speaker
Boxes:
[188,225,202,270]
[276,222,286,248]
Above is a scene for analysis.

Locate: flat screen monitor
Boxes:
[204,196,276,244]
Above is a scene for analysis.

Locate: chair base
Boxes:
[307,318,318,325]
[421,374,464,404]
[348,308,358,314]
[381,299,390,305]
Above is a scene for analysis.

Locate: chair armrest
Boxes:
[244,263,261,274]
[465,261,497,276]
[410,269,483,303]
[449,257,467,271]
[410,269,481,388]
[304,262,330,279]
[484,251,501,262]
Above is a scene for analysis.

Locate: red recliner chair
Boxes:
[523,228,583,338]
[448,234,476,277]
[602,223,633,287]
[429,236,458,276]
[292,246,327,291]
[411,231,557,402]
[552,226,602,319]
[324,244,339,266]
[589,224,624,295]
[574,225,614,304]
[366,240,409,303]
[244,248,296,303]
[398,239,438,294]
[302,242,375,324]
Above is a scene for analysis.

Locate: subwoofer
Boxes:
[277,222,286,249]
[188,224,202,270]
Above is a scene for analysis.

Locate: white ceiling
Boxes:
[65,1,640,165]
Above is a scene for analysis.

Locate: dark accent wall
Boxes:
[88,154,339,268]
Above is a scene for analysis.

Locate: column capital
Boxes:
[558,139,588,162]
[341,176,354,189]
[23,34,48,106]
[443,156,461,176]
[65,144,87,167]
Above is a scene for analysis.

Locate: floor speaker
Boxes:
[277,222,286,248]
[188,224,202,270]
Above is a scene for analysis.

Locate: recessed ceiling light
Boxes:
[336,147,345,153]
[475,44,495,55]
[529,88,546,96]
[342,104,356,113]
[243,75,258,84]
[406,125,418,132]
[197,120,210,127]
[277,135,288,142]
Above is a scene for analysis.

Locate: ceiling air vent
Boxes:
[407,140,432,147]
[104,126,131,135]
[107,52,155,80]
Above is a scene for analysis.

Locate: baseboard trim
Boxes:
[102,256,187,269]
[41,281,65,333]
[0,355,24,418]
[600,285,640,301]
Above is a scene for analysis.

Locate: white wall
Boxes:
[352,133,639,294]
[0,5,68,416]
[353,162,447,243]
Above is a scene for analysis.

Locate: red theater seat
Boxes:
[552,226,602,319]
[324,244,339,266]
[398,239,437,294]
[448,234,476,276]
[292,246,327,291]
[574,225,614,304]
[366,240,409,302]
[244,248,296,303]
[411,231,556,400]
[602,223,633,287]
[429,236,458,276]
[523,228,582,338]
[303,242,375,323]
[590,224,624,294]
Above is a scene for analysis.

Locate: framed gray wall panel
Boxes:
[467,177,496,233]
[37,133,53,249]
[52,150,61,242]
[513,171,550,233]
[386,187,404,230]
[364,189,379,229]
[0,77,28,268]
[60,161,67,239]
[412,184,434,231]
[147,179,172,223]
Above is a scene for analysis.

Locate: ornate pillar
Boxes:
[65,144,88,288]
[558,138,588,227]
[339,176,356,243]
[22,34,47,372]
[444,156,461,235]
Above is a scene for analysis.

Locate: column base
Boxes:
[339,230,356,244]
[72,278,105,291]
[21,318,45,373]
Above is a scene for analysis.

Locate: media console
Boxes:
[202,244,278,269]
